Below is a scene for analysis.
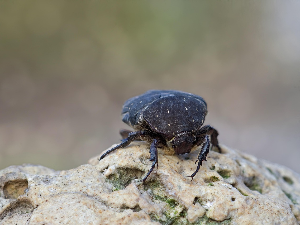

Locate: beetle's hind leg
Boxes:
[210,128,221,153]
[188,135,210,180]
[99,131,147,161]
[142,139,158,182]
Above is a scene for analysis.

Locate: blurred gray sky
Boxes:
[0,1,300,173]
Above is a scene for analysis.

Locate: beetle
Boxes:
[99,90,221,182]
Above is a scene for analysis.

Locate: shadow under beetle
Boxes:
[99,90,221,182]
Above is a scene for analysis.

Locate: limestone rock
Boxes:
[1,143,300,224]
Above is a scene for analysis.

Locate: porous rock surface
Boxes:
[0,143,299,225]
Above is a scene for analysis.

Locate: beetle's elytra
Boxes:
[99,90,221,182]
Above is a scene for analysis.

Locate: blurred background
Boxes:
[0,1,299,173]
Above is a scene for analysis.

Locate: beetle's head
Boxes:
[169,132,196,155]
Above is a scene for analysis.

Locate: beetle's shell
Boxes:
[121,90,207,139]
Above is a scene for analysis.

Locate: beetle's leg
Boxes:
[196,125,221,153]
[210,128,221,153]
[193,136,205,164]
[142,139,158,183]
[188,135,210,180]
[120,129,144,141]
[99,131,148,161]
[194,135,205,148]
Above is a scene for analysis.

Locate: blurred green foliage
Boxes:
[0,1,300,172]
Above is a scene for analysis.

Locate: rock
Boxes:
[1,143,300,224]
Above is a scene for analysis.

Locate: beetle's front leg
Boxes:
[142,139,158,182]
[188,135,210,180]
[196,125,221,153]
[99,130,151,161]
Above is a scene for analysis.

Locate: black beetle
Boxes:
[99,90,221,182]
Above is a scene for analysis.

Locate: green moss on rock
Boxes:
[106,168,143,190]
[237,188,248,196]
[283,176,294,185]
[217,169,231,179]
[204,176,220,183]
[244,176,263,194]
[283,190,297,204]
